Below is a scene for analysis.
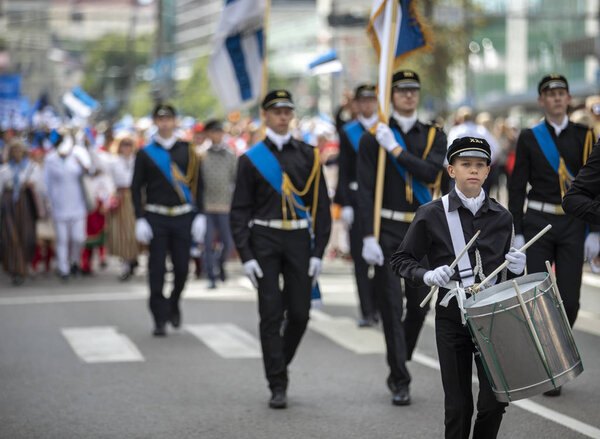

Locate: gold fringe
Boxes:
[171,145,200,204]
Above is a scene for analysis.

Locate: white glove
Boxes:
[243,259,263,288]
[362,236,384,266]
[584,232,600,260]
[513,234,525,251]
[308,257,322,287]
[375,123,400,153]
[505,247,526,275]
[191,214,207,243]
[135,218,153,244]
[341,206,354,227]
[423,265,454,287]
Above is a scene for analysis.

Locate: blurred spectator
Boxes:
[0,138,45,285]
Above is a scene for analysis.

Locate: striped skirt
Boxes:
[106,188,140,260]
[0,188,37,276]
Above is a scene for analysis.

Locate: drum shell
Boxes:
[464,273,583,402]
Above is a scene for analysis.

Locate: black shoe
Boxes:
[60,274,69,283]
[219,266,227,282]
[358,318,374,328]
[386,375,398,394]
[11,275,25,286]
[169,312,181,329]
[392,386,411,406]
[70,264,80,276]
[269,388,287,409]
[208,279,217,289]
[153,323,167,337]
[100,261,107,270]
[119,270,132,282]
[543,386,562,397]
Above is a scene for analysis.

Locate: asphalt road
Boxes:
[1,258,599,439]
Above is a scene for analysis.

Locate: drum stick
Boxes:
[512,280,550,373]
[419,230,481,308]
[475,224,552,293]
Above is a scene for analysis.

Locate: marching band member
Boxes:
[391,137,526,439]
[563,144,600,224]
[131,104,206,337]
[334,84,379,327]
[508,75,596,394]
[357,70,447,405]
[230,90,331,409]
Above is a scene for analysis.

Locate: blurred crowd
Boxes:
[1,91,599,287]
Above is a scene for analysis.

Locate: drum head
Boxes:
[465,273,548,309]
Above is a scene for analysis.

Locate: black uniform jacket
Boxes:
[508,120,591,234]
[357,117,447,236]
[131,140,204,219]
[562,143,600,224]
[390,189,514,289]
[229,137,332,263]
[333,120,363,208]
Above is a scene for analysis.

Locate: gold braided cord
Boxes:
[405,126,438,203]
[171,144,200,203]
[280,148,321,231]
[583,129,594,165]
[558,157,574,199]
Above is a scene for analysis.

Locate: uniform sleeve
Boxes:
[333,128,352,206]
[356,132,379,236]
[229,155,256,262]
[389,208,431,285]
[130,150,146,219]
[395,128,447,183]
[310,163,332,258]
[508,130,531,235]
[563,143,600,224]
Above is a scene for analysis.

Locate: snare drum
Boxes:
[463,272,583,402]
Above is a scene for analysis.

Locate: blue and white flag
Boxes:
[366,0,430,120]
[62,86,99,119]
[307,49,343,76]
[208,0,266,111]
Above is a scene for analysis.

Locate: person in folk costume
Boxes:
[105,133,141,281]
[230,90,331,409]
[200,119,237,289]
[30,147,55,275]
[43,130,93,281]
[508,74,598,395]
[391,137,526,439]
[131,104,206,337]
[0,138,45,285]
[81,132,115,275]
[334,84,379,327]
[357,70,447,405]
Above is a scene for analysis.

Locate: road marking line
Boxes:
[185,323,261,359]
[61,326,144,363]
[0,291,145,305]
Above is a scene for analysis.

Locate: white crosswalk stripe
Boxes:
[62,326,144,363]
[185,323,262,359]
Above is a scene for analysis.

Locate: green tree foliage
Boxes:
[174,56,222,119]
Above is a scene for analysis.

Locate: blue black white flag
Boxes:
[208,0,266,111]
[62,86,99,119]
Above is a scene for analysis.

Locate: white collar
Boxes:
[155,134,178,150]
[392,111,418,133]
[455,186,486,216]
[548,115,569,136]
[266,127,291,151]
[357,113,379,130]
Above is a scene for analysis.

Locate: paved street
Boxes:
[1,258,599,439]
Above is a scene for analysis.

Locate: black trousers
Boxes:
[250,225,312,391]
[348,205,376,320]
[435,301,507,439]
[522,209,586,326]
[146,212,193,326]
[376,222,430,389]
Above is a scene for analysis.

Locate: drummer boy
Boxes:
[390,137,526,439]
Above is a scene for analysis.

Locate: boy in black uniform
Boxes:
[391,137,526,439]
[131,104,206,336]
[357,70,447,405]
[508,75,596,339]
[563,144,600,224]
[230,90,331,409]
[334,84,379,327]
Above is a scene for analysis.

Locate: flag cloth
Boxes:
[208,0,266,111]
[62,86,99,119]
[366,0,431,119]
[308,49,344,76]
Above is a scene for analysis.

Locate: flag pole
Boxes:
[259,0,271,137]
[373,0,399,241]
